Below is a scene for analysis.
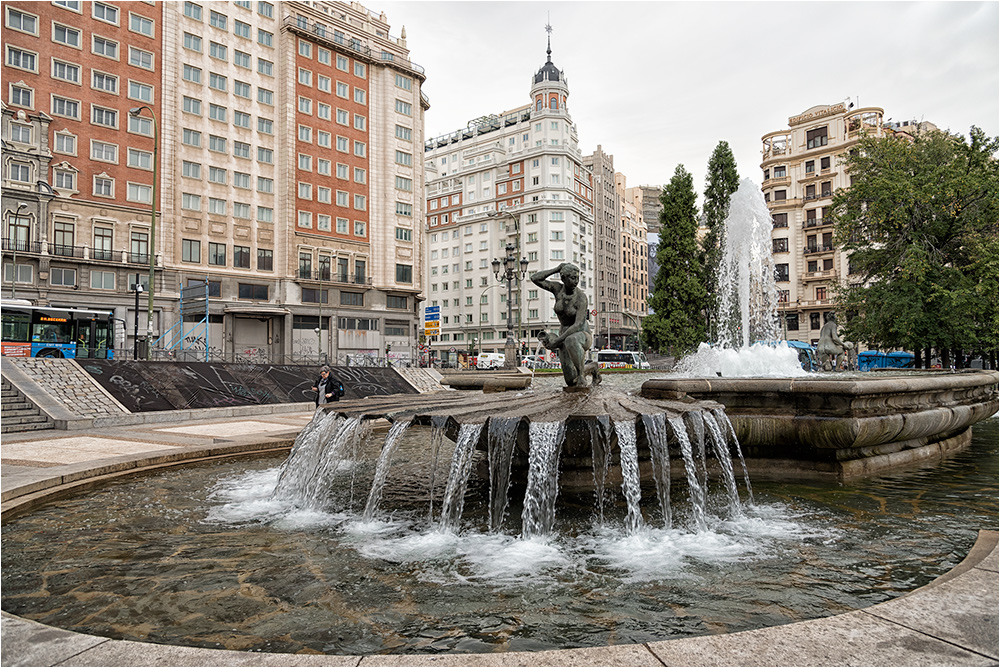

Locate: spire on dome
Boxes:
[535,18,560,83]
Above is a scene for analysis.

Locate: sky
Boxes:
[375,1,999,201]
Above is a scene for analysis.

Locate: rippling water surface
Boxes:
[2,410,995,655]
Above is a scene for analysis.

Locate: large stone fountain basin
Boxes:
[641,370,999,479]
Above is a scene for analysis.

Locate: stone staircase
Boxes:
[1,376,54,434]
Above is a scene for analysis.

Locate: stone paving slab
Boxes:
[154,420,309,437]
[1,436,183,465]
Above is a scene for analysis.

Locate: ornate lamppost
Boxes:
[128,106,158,359]
[491,244,529,369]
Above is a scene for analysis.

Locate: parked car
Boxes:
[521,354,544,369]
[476,353,505,369]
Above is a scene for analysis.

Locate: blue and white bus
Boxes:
[1,300,115,359]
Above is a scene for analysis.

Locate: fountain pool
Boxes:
[2,418,995,655]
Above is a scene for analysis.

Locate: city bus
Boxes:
[1,300,115,359]
[596,350,651,369]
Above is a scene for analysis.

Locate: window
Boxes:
[298,96,312,114]
[50,267,76,287]
[298,68,311,85]
[51,95,80,119]
[340,293,364,307]
[354,88,366,104]
[9,124,31,144]
[52,132,75,156]
[181,193,201,210]
[125,183,153,204]
[354,114,366,131]
[820,156,831,171]
[395,202,412,217]
[128,81,153,103]
[53,23,82,48]
[234,245,250,269]
[298,182,312,199]
[234,49,250,68]
[396,176,412,192]
[129,13,154,36]
[184,2,202,20]
[775,263,789,282]
[354,220,366,236]
[395,125,412,141]
[208,166,227,184]
[336,136,348,152]
[91,270,115,290]
[395,99,412,115]
[353,141,365,157]
[209,9,227,29]
[257,206,273,222]
[317,130,330,147]
[92,106,117,128]
[234,20,250,38]
[210,41,227,60]
[395,227,412,241]
[127,148,152,170]
[810,312,822,330]
[806,127,828,150]
[258,117,273,134]
[336,218,348,234]
[238,283,268,300]
[317,187,331,203]
[336,108,349,125]
[257,176,273,193]
[257,147,273,164]
[317,47,330,65]
[233,202,250,219]
[234,141,250,158]
[258,88,273,105]
[354,168,366,184]
[772,238,789,253]
[91,140,117,162]
[182,239,201,263]
[182,161,201,178]
[258,58,273,76]
[258,28,272,47]
[92,36,118,59]
[208,242,226,266]
[258,1,274,18]
[772,212,788,228]
[318,75,331,92]
[53,169,75,190]
[234,111,250,128]
[52,60,80,84]
[234,81,250,98]
[297,211,311,229]
[209,135,227,153]
[354,195,366,211]
[209,73,227,91]
[183,32,202,51]
[395,264,412,284]
[395,150,412,166]
[257,248,273,271]
[10,85,32,108]
[317,159,331,175]
[6,7,38,34]
[93,70,118,93]
[183,64,201,83]
[6,46,37,72]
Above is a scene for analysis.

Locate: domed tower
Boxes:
[530,29,569,113]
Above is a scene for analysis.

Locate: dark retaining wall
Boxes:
[78,361,417,412]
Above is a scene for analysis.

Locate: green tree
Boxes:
[701,141,740,337]
[643,165,706,355]
[832,126,999,366]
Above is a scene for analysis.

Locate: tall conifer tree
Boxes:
[643,165,706,355]
[701,141,740,338]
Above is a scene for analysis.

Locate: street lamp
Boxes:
[132,283,144,359]
[487,209,525,357]
[128,106,158,359]
[9,203,27,300]
[492,243,530,369]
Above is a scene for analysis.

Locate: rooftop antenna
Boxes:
[545,13,553,60]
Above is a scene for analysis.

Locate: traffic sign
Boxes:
[424,306,441,314]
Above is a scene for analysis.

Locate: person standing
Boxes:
[311,365,343,406]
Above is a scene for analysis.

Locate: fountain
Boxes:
[645,179,998,479]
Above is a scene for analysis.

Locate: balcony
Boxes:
[298,271,372,286]
[50,244,85,259]
[91,248,115,261]
[284,16,425,76]
[2,239,42,253]
[804,244,835,255]
[128,252,150,265]
[803,218,833,229]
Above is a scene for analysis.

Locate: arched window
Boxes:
[536,99,542,112]
[550,97,557,110]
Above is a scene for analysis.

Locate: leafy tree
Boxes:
[643,165,706,355]
[701,141,740,337]
[832,126,999,366]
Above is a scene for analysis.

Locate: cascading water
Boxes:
[703,412,742,516]
[715,178,781,350]
[589,416,613,525]
[614,420,644,533]
[487,416,520,532]
[426,415,448,521]
[438,422,484,531]
[668,415,708,531]
[521,422,564,538]
[642,412,673,529]
[361,419,412,521]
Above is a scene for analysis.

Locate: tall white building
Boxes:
[422,38,594,364]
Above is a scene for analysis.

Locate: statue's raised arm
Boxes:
[530,263,600,388]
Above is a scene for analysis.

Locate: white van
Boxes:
[596,350,650,369]
[476,352,505,369]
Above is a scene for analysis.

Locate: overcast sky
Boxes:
[375,1,999,201]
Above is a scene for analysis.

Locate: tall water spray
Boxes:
[715,178,781,349]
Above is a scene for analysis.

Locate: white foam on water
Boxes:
[675,342,810,378]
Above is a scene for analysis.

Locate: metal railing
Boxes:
[804,244,835,255]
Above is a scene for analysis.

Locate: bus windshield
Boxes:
[1,303,114,359]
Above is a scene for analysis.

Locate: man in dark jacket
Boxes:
[311,365,343,405]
